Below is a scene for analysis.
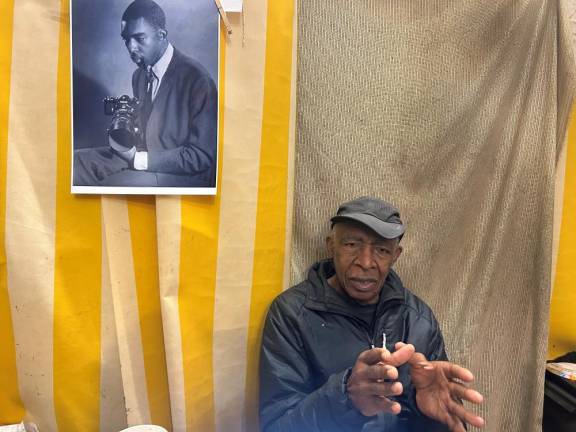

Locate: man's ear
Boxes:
[157,29,168,40]
[392,245,403,265]
[326,235,334,257]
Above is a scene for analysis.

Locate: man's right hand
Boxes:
[346,343,416,416]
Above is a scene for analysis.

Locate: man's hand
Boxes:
[346,343,415,416]
[109,134,137,166]
[397,342,485,432]
[113,145,137,166]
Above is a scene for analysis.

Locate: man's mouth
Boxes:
[348,278,378,291]
[130,53,143,64]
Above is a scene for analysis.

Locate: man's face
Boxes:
[326,221,402,305]
[121,17,166,67]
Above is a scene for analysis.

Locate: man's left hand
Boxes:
[108,132,137,167]
[114,145,137,166]
[396,342,485,432]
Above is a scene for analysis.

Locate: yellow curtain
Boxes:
[549,111,576,360]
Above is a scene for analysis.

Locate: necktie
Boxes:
[138,66,156,149]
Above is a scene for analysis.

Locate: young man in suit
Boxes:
[74,0,218,187]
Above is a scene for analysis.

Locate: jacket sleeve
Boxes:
[146,74,218,176]
[424,310,448,362]
[259,298,372,432]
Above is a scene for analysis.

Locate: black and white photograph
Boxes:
[71,0,219,194]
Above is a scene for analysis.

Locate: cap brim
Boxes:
[331,214,405,239]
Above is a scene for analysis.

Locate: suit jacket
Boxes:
[132,48,218,187]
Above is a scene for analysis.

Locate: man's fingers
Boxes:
[447,399,485,429]
[379,397,402,415]
[407,351,429,367]
[446,363,475,383]
[450,381,484,405]
[445,415,467,432]
[357,348,385,366]
[363,363,399,381]
[350,380,403,398]
[358,348,389,366]
[383,343,415,367]
[357,345,416,368]
[364,381,403,397]
[395,341,406,349]
[413,360,477,384]
[350,393,402,416]
[370,396,402,415]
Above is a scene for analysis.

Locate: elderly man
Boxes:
[260,197,484,432]
[74,0,217,187]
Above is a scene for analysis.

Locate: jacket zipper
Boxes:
[370,301,402,350]
[340,302,402,350]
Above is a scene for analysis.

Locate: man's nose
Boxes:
[127,39,138,52]
[355,244,374,269]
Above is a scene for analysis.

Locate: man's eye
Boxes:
[344,242,357,248]
[376,247,390,255]
[137,37,146,43]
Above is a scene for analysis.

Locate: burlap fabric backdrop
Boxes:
[292,1,575,431]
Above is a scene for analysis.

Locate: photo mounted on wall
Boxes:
[71,0,219,195]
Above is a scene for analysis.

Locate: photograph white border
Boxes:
[69,0,221,196]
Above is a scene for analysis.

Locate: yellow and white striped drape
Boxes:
[0,0,296,430]
[2,1,576,431]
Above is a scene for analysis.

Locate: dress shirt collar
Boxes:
[152,43,174,83]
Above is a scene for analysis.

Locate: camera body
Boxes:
[103,95,140,152]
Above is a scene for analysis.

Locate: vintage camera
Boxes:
[103,95,140,152]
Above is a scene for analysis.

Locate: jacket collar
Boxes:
[150,47,183,103]
[304,259,406,314]
[151,43,174,88]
